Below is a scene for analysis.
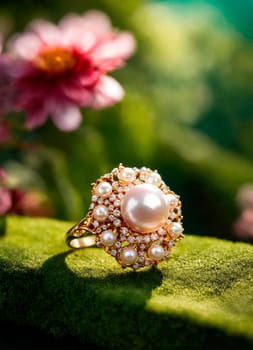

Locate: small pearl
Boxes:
[100,230,116,247]
[121,184,169,233]
[148,245,165,261]
[118,167,136,183]
[146,172,162,187]
[166,193,178,207]
[170,222,183,236]
[96,182,112,198]
[93,205,108,222]
[120,247,138,265]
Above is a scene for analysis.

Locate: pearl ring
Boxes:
[66,164,184,270]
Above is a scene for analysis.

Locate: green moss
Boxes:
[0,216,253,350]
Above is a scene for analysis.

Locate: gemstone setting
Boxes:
[85,164,183,269]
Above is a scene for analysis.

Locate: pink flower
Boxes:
[0,34,15,120]
[0,167,53,217]
[6,11,136,131]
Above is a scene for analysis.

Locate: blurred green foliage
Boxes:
[1,0,253,238]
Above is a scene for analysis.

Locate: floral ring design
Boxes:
[66,164,184,270]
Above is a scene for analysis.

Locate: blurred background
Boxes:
[0,0,253,241]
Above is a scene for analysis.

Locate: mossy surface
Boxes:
[0,216,253,350]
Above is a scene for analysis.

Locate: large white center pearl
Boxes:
[148,245,165,261]
[120,246,138,265]
[96,182,112,198]
[93,205,108,222]
[121,184,169,233]
[100,230,116,247]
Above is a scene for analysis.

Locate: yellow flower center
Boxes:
[35,47,76,74]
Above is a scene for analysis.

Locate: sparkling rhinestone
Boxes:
[144,236,151,243]
[93,221,99,228]
[109,194,116,202]
[113,209,121,217]
[115,242,121,248]
[120,235,126,241]
[169,240,174,247]
[133,263,140,269]
[114,199,121,207]
[120,227,128,235]
[136,236,143,243]
[96,228,102,233]
[159,236,164,242]
[113,219,121,227]
[97,198,103,204]
[109,215,115,221]
[140,175,146,181]
[128,236,135,243]
[110,250,117,256]
[158,228,166,235]
[139,251,145,257]
[139,256,145,262]
[140,244,146,250]
[118,193,124,199]
[109,205,114,211]
[92,195,98,202]
[112,181,118,188]
[104,200,110,205]
[151,233,158,241]
[102,225,107,230]
[89,203,95,210]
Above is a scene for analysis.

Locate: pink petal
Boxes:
[29,19,61,46]
[91,76,124,109]
[25,107,48,129]
[81,11,112,36]
[91,32,136,70]
[60,82,93,106]
[51,104,82,131]
[7,32,42,60]
[59,14,96,50]
[0,187,12,215]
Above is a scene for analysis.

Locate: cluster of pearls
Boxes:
[87,165,183,270]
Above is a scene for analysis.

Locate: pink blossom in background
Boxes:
[233,184,253,241]
[0,167,52,217]
[0,34,15,122]
[6,11,136,131]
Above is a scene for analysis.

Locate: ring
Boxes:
[66,164,184,270]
